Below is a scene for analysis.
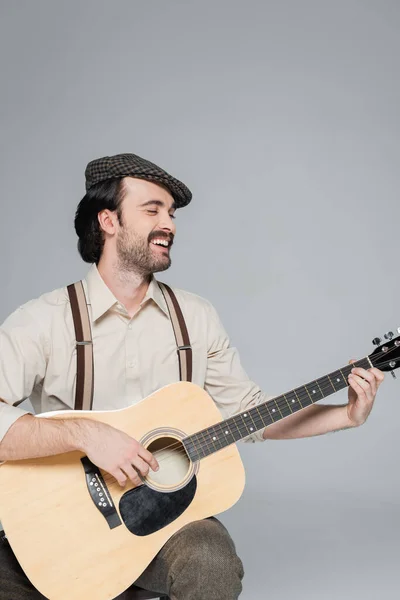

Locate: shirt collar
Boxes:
[84,264,169,322]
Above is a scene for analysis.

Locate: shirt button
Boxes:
[128,324,132,330]
[128,361,136,368]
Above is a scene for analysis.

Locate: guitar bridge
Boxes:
[80,456,122,529]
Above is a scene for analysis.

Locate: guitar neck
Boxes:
[183,357,371,461]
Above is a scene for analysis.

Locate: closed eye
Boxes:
[147,210,176,219]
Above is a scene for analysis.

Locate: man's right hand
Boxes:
[0,414,159,488]
[79,420,159,487]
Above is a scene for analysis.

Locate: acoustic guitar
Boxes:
[0,332,398,600]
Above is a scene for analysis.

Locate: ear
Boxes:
[98,209,118,235]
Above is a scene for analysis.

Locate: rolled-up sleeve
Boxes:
[0,306,47,442]
[204,301,270,443]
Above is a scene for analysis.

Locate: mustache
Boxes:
[148,232,174,246]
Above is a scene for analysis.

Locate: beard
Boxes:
[116,226,172,275]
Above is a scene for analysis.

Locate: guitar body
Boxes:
[0,382,245,600]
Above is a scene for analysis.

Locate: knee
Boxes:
[170,519,244,595]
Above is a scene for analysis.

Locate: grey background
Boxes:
[1,0,399,598]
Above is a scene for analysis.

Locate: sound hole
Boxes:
[145,436,190,488]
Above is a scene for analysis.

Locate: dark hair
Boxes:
[74,178,125,264]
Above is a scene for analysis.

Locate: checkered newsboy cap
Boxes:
[85,153,192,208]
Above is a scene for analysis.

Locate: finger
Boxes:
[369,367,385,385]
[138,446,159,472]
[351,368,377,395]
[131,456,150,478]
[348,374,372,400]
[121,463,142,487]
[112,468,128,488]
[348,376,368,399]
[348,358,357,365]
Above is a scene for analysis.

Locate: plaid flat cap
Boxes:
[85,153,192,208]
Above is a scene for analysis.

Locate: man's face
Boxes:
[115,177,177,275]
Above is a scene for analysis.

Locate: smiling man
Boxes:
[0,152,384,600]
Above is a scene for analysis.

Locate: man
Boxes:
[0,153,384,599]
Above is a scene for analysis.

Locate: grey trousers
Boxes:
[0,518,244,600]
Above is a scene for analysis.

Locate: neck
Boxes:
[97,256,152,315]
[183,356,372,461]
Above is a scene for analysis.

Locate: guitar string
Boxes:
[101,372,350,485]
[101,351,397,484]
[108,346,395,468]
[100,351,398,485]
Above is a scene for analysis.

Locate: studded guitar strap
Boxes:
[67,280,192,411]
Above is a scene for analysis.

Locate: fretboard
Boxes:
[183,357,371,462]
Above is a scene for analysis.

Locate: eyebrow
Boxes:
[138,200,176,211]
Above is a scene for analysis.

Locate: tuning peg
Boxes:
[397,327,400,334]
[391,371,397,379]
[372,337,382,346]
[384,331,394,340]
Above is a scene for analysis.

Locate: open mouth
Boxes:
[150,239,170,253]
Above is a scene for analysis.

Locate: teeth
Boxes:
[152,239,169,247]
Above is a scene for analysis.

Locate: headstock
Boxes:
[369,329,400,377]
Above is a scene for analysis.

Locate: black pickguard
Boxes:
[119,476,197,536]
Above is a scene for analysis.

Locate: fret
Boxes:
[326,374,337,392]
[183,437,200,462]
[249,409,264,432]
[217,421,236,447]
[282,395,293,414]
[244,409,259,436]
[284,391,302,412]
[209,425,225,450]
[303,383,314,404]
[331,369,348,389]
[231,415,246,441]
[202,428,219,453]
[233,414,253,439]
[307,381,324,402]
[293,388,304,408]
[262,399,276,423]
[254,405,269,429]
[238,412,256,437]
[274,398,285,419]
[269,398,283,421]
[198,429,213,456]
[315,378,325,398]
[356,357,371,370]
[279,397,294,417]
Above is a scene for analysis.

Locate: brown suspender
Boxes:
[67,280,192,411]
[158,282,193,383]
[66,282,95,411]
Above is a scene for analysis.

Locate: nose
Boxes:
[158,212,176,234]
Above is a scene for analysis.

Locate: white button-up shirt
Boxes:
[0,265,267,443]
